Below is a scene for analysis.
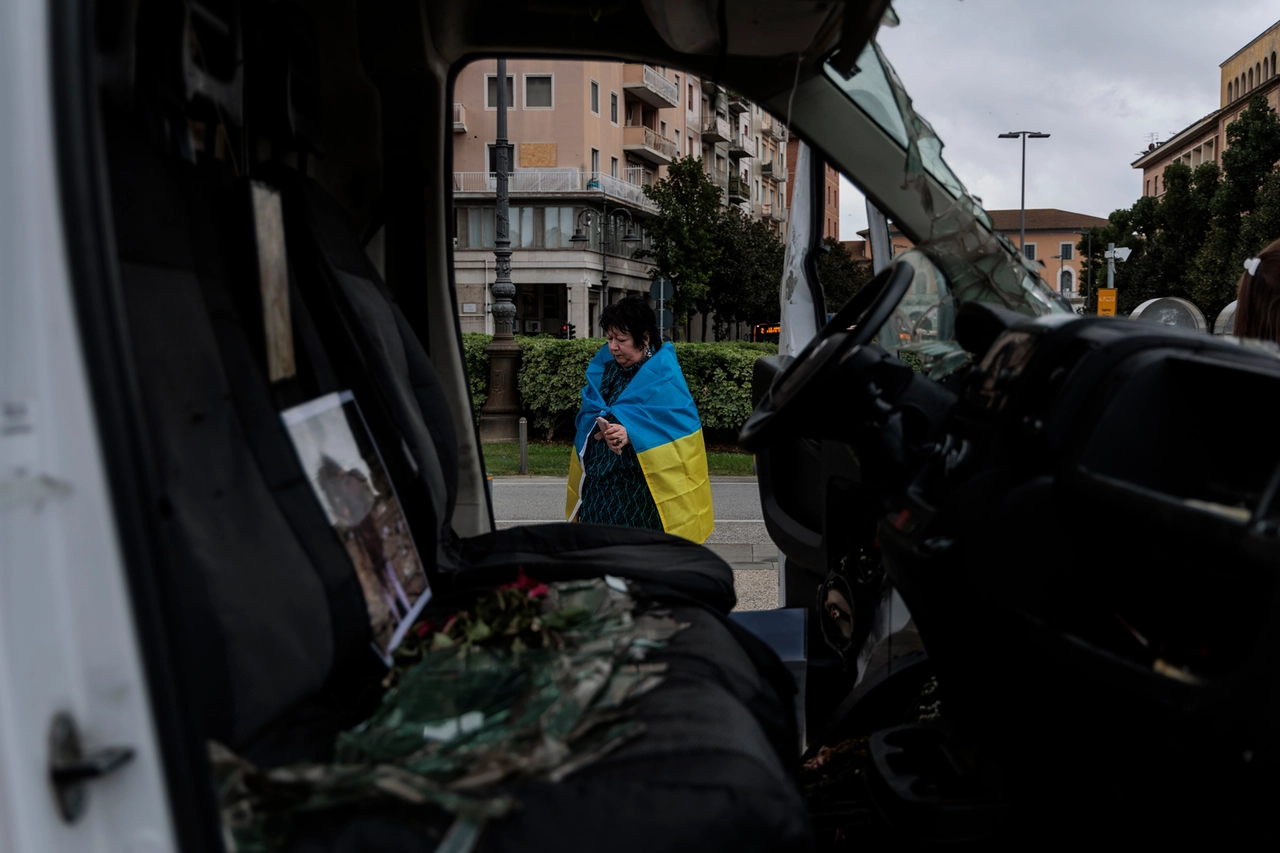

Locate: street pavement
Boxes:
[491,476,779,611]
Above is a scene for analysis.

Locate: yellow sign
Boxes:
[1097,289,1117,317]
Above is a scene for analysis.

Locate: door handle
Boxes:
[48,712,135,823]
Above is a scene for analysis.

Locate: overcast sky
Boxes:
[839,0,1280,239]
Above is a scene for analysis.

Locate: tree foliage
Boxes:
[705,211,786,339]
[1077,93,1280,324]
[817,236,874,312]
[636,156,725,324]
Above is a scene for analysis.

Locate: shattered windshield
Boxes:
[822,39,1071,379]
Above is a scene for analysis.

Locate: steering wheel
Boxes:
[739,261,915,452]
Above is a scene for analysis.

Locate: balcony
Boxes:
[727,175,748,204]
[762,159,783,181]
[623,124,677,165]
[701,76,720,96]
[623,64,679,109]
[761,112,784,141]
[453,103,467,133]
[728,128,755,159]
[702,114,730,144]
[727,92,749,114]
[451,169,656,213]
[762,202,785,222]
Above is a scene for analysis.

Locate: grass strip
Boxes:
[482,442,755,477]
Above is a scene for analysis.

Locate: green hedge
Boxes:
[461,335,778,439]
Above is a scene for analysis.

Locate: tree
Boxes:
[635,156,724,327]
[1187,94,1280,322]
[705,211,785,339]
[817,236,873,312]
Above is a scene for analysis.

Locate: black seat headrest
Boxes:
[135,0,244,128]
[249,1,325,156]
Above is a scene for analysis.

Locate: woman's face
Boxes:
[606,326,648,368]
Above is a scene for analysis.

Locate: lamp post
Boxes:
[997,131,1050,254]
[480,58,521,441]
[1050,253,1066,293]
[570,204,640,299]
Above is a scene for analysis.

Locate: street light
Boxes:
[997,130,1050,255]
[1050,253,1066,294]
[570,205,640,290]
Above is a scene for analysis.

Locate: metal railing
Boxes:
[451,169,656,211]
[625,125,678,159]
[727,175,747,201]
[643,65,678,104]
[707,165,728,189]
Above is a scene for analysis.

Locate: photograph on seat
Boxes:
[282,391,431,662]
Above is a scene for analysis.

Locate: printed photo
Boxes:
[282,391,431,663]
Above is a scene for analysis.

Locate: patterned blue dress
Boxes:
[578,359,663,530]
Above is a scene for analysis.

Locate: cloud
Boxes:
[840,0,1280,239]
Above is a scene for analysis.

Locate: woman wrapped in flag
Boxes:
[565,296,715,543]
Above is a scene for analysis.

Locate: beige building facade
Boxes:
[452,59,791,340]
[1133,19,1280,197]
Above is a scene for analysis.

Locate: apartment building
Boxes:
[452,59,790,339]
[1133,19,1280,197]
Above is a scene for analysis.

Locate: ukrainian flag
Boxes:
[565,344,715,543]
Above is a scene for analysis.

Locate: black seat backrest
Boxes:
[259,163,463,573]
[105,117,375,748]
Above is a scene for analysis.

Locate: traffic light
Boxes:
[560,323,576,339]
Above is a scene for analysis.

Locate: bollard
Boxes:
[518,417,528,475]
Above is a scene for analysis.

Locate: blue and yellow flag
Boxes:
[565,344,715,543]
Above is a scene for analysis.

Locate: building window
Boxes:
[485,74,515,109]
[486,143,512,174]
[688,83,694,106]
[1059,242,1074,261]
[674,128,680,150]
[1249,68,1254,90]
[1023,243,1037,261]
[591,148,600,175]
[673,74,680,102]
[1145,179,1150,196]
[590,80,599,115]
[660,120,667,139]
[610,92,618,124]
[524,74,553,109]
[1059,267,1075,294]
[610,157,618,178]
[1154,175,1160,194]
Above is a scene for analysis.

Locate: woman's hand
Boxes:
[602,423,629,455]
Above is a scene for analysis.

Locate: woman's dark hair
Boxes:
[1234,237,1280,343]
[599,295,662,351]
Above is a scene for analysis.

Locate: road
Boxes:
[491,476,779,610]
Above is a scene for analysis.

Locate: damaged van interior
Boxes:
[47,0,1280,849]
